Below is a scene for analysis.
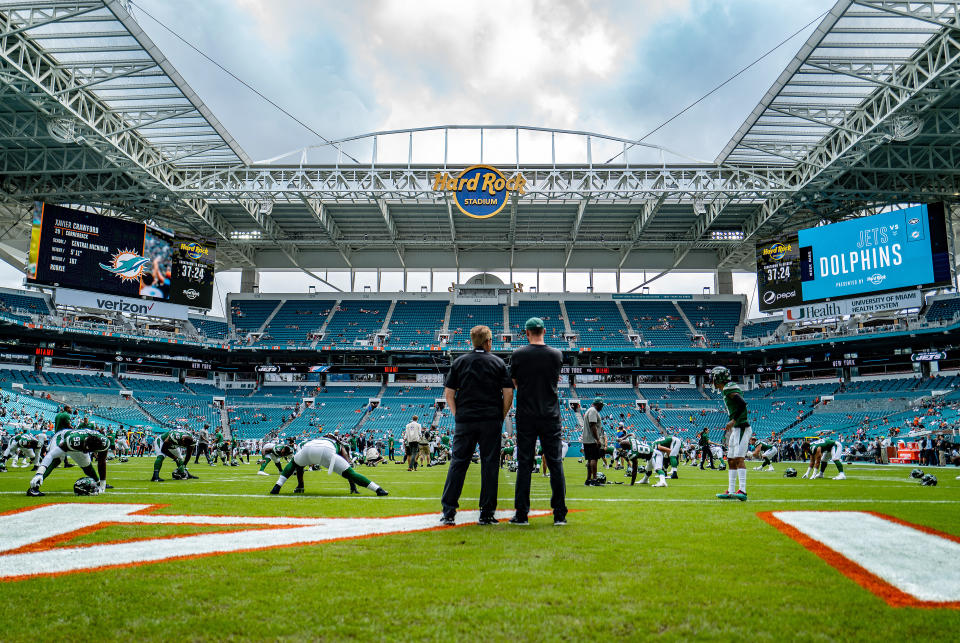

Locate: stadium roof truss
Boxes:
[1,0,960,279]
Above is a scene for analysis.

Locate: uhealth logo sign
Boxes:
[433,165,526,218]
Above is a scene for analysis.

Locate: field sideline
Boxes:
[0,457,957,641]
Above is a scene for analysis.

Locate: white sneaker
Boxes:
[256,471,268,476]
[833,473,846,480]
[764,465,775,472]
[653,480,667,488]
[753,466,763,471]
[811,472,823,480]
[637,477,649,485]
[801,472,810,479]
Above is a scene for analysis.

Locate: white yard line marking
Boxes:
[763,511,960,607]
[0,504,551,581]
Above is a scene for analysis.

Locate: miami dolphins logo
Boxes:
[99,250,150,282]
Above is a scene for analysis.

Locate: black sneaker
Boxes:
[269,485,281,495]
[150,475,164,482]
[670,471,679,479]
[293,487,304,494]
[508,515,529,525]
[439,514,455,526]
[26,487,43,497]
[105,483,114,489]
[186,472,199,480]
[478,515,498,526]
[554,517,568,526]
[376,488,389,496]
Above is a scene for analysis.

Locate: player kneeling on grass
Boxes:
[28,429,109,497]
[751,437,777,472]
[803,438,845,480]
[150,429,199,482]
[257,439,295,475]
[270,437,388,496]
[710,366,750,501]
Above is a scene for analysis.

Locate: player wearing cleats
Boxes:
[711,367,749,501]
[269,437,387,496]
[1,432,42,470]
[257,440,294,475]
[751,437,777,472]
[620,436,667,487]
[28,429,108,497]
[150,429,198,482]
[805,438,845,480]
[651,435,682,478]
[500,433,515,469]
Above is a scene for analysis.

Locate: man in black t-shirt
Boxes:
[440,324,514,525]
[509,317,567,525]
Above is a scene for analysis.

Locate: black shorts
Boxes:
[583,443,601,460]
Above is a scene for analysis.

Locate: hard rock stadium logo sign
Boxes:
[432,165,526,219]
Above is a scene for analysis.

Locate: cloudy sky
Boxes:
[2,0,839,316]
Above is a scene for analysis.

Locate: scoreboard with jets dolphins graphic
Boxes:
[756,203,952,313]
[26,202,215,309]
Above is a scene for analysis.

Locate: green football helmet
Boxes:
[709,366,731,387]
[73,477,99,496]
[783,467,798,478]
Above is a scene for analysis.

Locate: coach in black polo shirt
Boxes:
[509,317,566,526]
[440,324,514,525]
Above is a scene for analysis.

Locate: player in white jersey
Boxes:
[269,437,389,496]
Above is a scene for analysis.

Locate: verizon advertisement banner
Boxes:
[783,290,923,323]
[55,288,189,320]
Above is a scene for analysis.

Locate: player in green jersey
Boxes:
[619,434,667,487]
[150,429,199,482]
[651,435,682,479]
[1,432,42,471]
[28,428,109,497]
[804,438,845,480]
[500,433,515,469]
[257,439,295,475]
[710,366,750,501]
[750,437,777,472]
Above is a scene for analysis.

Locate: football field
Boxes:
[0,458,957,641]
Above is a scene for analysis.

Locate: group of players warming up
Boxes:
[15,407,391,498]
[13,365,857,501]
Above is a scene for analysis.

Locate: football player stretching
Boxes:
[28,428,109,497]
[751,436,777,472]
[803,438,845,480]
[270,436,388,496]
[150,429,199,482]
[257,439,295,476]
[711,366,750,501]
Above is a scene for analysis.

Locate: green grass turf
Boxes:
[55,523,247,547]
[0,457,957,641]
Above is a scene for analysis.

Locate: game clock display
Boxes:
[26,202,216,309]
[756,203,952,312]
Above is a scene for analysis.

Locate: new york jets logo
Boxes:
[99,250,150,282]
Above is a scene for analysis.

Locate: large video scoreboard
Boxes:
[757,203,952,312]
[26,202,216,309]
